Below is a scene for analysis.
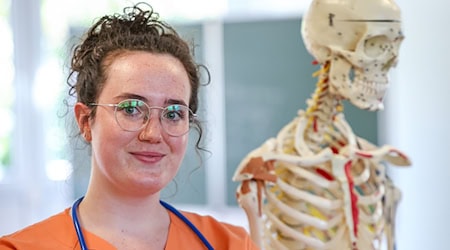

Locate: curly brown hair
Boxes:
[67,2,207,139]
[68,2,204,112]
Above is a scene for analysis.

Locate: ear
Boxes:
[74,102,92,142]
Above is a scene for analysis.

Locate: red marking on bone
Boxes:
[330,146,339,154]
[313,117,318,132]
[315,168,335,181]
[344,160,359,238]
[312,60,319,65]
[355,151,373,158]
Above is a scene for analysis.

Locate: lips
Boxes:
[130,151,165,164]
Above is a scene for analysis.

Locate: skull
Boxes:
[301,0,404,111]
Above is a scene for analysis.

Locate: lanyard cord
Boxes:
[71,197,214,250]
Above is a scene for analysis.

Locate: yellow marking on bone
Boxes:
[306,204,327,220]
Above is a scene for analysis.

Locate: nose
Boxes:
[138,114,163,142]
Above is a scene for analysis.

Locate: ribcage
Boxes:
[257,119,389,249]
[233,115,409,250]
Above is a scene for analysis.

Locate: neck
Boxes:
[80,177,168,228]
[303,62,348,153]
[76,172,170,249]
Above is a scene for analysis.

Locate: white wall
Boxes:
[380,1,450,250]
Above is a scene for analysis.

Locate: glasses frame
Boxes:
[89,99,197,137]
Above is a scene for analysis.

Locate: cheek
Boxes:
[90,113,134,154]
[169,135,189,160]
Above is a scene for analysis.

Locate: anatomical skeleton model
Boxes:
[233,0,411,249]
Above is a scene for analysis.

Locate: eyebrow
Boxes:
[114,93,188,106]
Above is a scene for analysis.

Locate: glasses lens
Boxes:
[115,99,149,131]
[161,105,192,136]
[114,100,193,136]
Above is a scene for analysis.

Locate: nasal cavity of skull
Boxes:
[363,35,391,58]
[349,68,355,84]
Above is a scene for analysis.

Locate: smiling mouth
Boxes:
[131,152,165,164]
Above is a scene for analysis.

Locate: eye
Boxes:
[163,105,187,121]
[364,35,391,58]
[117,99,145,116]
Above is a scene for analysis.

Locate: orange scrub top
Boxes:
[0,207,259,250]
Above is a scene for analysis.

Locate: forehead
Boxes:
[100,51,191,104]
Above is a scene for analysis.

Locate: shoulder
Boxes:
[0,208,77,249]
[175,210,259,249]
[181,210,246,234]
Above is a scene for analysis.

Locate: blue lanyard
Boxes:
[71,197,214,250]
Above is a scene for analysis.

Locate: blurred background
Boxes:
[0,0,449,249]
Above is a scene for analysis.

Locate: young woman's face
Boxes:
[81,51,191,196]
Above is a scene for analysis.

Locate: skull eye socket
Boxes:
[364,35,391,58]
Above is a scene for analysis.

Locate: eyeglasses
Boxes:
[89,99,196,137]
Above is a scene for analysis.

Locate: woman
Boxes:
[0,3,258,250]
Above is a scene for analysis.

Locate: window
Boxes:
[0,0,13,181]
